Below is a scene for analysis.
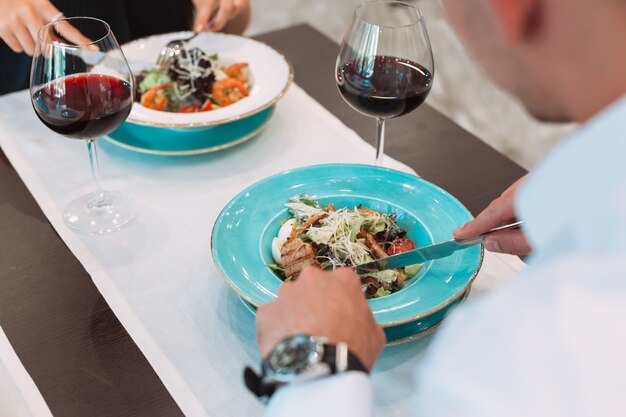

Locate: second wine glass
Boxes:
[336,1,434,166]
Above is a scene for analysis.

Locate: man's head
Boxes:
[440,0,626,123]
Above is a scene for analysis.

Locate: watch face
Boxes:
[266,335,323,381]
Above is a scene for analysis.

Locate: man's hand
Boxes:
[256,267,386,371]
[454,175,532,256]
[0,0,89,55]
[192,0,250,34]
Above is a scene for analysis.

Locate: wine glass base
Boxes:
[63,191,137,235]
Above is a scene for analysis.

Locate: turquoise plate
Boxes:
[211,164,483,334]
[105,106,274,156]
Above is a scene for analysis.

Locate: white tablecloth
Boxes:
[0,327,53,417]
[0,85,525,417]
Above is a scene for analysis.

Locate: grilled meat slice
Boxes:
[280,238,319,279]
[360,229,388,259]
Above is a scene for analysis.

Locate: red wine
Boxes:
[337,56,432,119]
[32,74,133,139]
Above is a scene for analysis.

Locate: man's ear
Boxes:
[489,0,542,46]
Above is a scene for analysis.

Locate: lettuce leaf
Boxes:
[286,194,323,220]
[139,70,171,92]
[373,287,391,298]
[404,264,423,279]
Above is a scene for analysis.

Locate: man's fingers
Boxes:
[454,198,516,240]
[484,230,531,256]
[335,268,364,293]
[276,279,294,298]
[454,176,528,240]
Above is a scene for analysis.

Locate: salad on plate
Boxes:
[269,194,423,299]
[135,47,251,113]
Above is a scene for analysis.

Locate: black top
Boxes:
[0,0,193,95]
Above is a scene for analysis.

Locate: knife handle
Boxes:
[456,220,524,246]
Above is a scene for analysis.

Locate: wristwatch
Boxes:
[244,334,368,401]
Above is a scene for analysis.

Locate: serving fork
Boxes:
[156,1,220,68]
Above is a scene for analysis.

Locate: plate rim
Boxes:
[211,163,484,328]
[384,289,471,345]
[122,31,294,129]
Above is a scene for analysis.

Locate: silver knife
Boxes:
[353,221,523,275]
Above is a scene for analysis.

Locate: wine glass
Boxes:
[30,17,136,234]
[336,1,434,166]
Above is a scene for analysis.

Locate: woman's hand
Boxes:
[256,267,386,372]
[0,0,89,55]
[454,175,532,256]
[191,0,250,35]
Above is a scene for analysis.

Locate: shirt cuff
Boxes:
[264,371,373,417]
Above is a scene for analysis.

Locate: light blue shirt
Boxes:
[265,95,626,417]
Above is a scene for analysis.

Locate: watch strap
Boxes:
[321,342,368,374]
[244,341,368,401]
[244,366,280,400]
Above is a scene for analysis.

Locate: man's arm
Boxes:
[254,268,385,414]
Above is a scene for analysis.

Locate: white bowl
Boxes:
[122,31,293,128]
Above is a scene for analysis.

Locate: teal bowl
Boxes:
[211,164,483,340]
[105,106,274,155]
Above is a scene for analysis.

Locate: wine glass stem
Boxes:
[87,139,107,208]
[375,118,386,166]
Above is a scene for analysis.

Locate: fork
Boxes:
[156,1,220,68]
[156,32,200,68]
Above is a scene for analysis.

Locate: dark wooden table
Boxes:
[0,24,526,416]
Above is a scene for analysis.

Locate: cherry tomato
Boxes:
[387,238,415,256]
[180,105,200,113]
[200,100,213,112]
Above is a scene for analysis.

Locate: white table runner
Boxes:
[0,84,525,417]
[0,327,53,417]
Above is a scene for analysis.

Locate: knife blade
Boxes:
[352,221,523,275]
